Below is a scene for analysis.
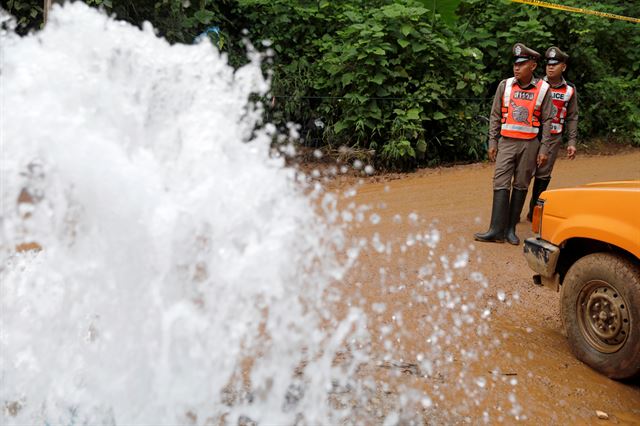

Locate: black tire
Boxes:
[560,252,640,379]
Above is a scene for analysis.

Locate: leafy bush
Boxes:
[231,1,490,169]
[310,3,488,167]
[581,77,640,145]
[2,0,44,34]
[5,0,639,168]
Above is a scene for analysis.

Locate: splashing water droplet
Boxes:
[421,396,433,408]
[454,252,469,269]
[408,212,419,225]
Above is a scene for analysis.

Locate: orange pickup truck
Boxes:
[523,181,640,379]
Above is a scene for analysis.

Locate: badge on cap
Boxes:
[515,45,522,56]
[549,49,556,58]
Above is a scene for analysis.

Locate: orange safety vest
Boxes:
[500,77,550,139]
[549,84,574,134]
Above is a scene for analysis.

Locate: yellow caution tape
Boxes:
[511,0,640,24]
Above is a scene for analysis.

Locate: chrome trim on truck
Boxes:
[523,237,561,291]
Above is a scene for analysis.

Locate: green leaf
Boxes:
[370,73,385,85]
[401,24,412,36]
[398,38,410,48]
[322,63,341,75]
[407,108,421,120]
[393,67,409,78]
[345,93,368,103]
[382,5,403,19]
[194,10,215,24]
[334,120,350,134]
[412,43,428,52]
[341,73,354,86]
[432,112,446,120]
[478,40,498,48]
[376,87,389,97]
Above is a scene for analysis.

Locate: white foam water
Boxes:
[0,3,362,424]
[1,4,515,425]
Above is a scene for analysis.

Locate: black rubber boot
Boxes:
[474,189,509,243]
[526,178,550,221]
[506,189,528,245]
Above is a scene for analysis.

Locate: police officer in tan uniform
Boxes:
[526,46,579,221]
[475,43,554,245]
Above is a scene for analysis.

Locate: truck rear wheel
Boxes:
[561,252,640,379]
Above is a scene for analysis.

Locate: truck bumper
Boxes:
[523,237,561,291]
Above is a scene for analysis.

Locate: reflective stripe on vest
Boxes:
[550,84,574,134]
[500,78,550,139]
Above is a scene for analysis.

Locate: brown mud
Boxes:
[330,149,640,424]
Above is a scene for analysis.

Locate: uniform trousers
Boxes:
[493,136,540,191]
[534,133,562,179]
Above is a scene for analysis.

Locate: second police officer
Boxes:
[526,46,579,221]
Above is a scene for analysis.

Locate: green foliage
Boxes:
[5,0,638,168]
[417,0,462,26]
[232,0,489,169]
[456,0,552,85]
[3,0,491,169]
[104,0,237,45]
[2,0,44,34]
[581,77,640,145]
[223,1,349,128]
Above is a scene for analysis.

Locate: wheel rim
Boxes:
[577,279,630,353]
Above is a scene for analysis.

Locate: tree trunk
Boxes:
[43,0,52,25]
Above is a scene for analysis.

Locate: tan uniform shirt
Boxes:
[545,76,579,147]
[488,76,554,155]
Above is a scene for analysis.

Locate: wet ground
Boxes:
[332,149,640,424]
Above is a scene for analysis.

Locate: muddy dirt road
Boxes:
[333,150,640,424]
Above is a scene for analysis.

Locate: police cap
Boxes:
[513,43,540,64]
[545,46,569,65]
